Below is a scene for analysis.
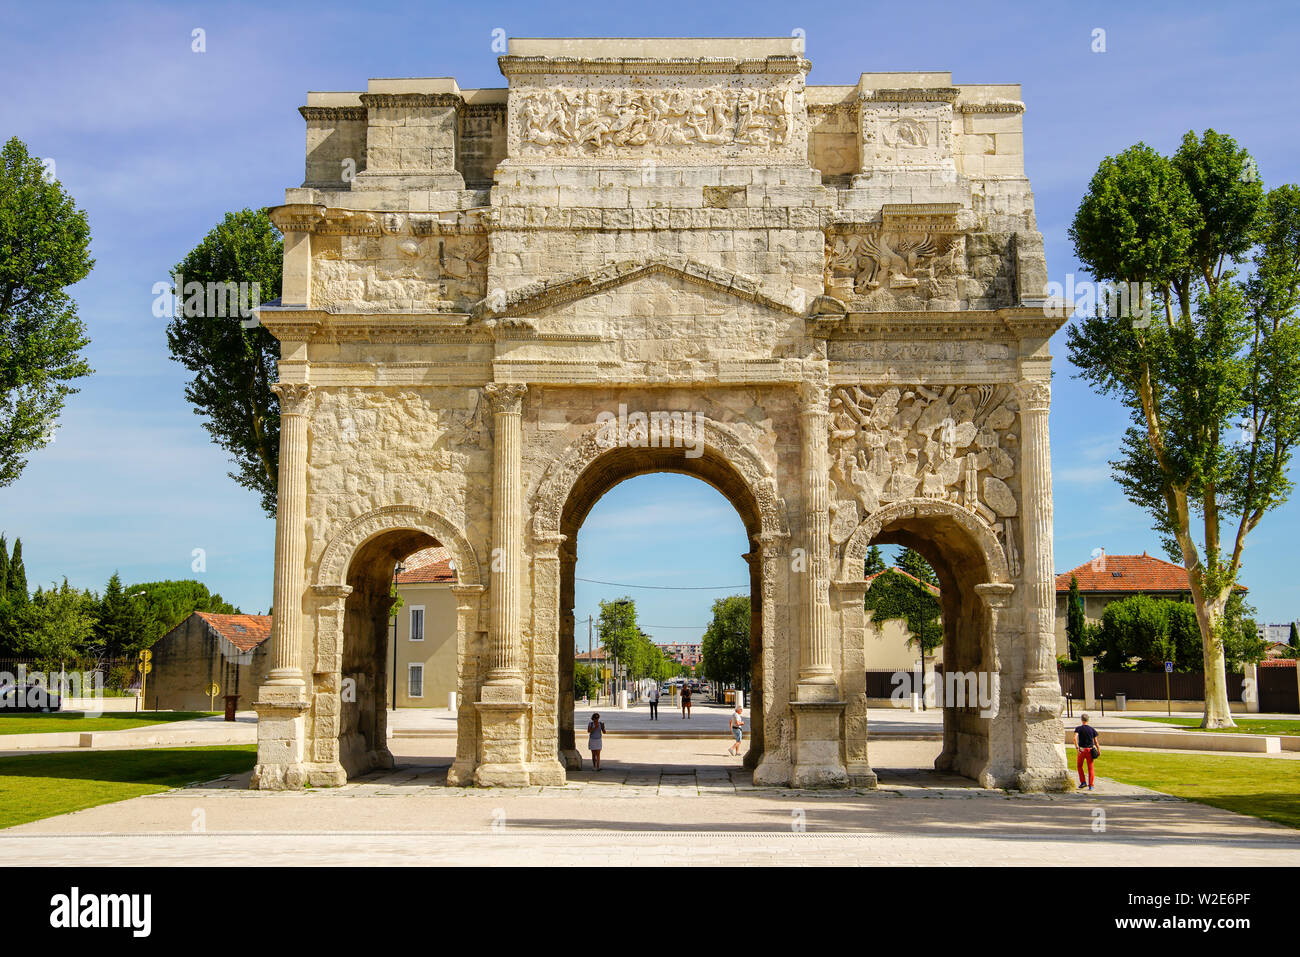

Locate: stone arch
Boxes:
[839,497,1015,787]
[315,504,482,588]
[532,416,789,542]
[840,498,1009,584]
[530,416,789,774]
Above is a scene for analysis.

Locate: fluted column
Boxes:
[483,382,527,695]
[798,380,836,694]
[266,382,313,689]
[1016,379,1056,689]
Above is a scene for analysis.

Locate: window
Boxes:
[409,606,425,641]
[408,664,424,698]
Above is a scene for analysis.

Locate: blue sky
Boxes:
[1,0,1298,634]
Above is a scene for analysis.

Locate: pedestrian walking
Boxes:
[648,682,659,720]
[728,704,745,756]
[681,682,692,718]
[588,712,607,771]
[1073,713,1100,791]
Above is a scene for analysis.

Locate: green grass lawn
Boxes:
[0,711,216,735]
[1132,716,1300,736]
[1071,747,1300,829]
[0,745,256,829]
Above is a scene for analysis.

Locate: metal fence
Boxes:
[0,657,140,694]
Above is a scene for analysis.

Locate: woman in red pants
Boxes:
[1073,713,1100,791]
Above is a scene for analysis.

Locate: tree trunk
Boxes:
[1194,593,1237,729]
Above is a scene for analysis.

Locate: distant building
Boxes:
[863,568,944,671]
[150,612,272,711]
[389,546,459,707]
[1054,552,1239,656]
[1257,623,1296,647]
[659,642,701,668]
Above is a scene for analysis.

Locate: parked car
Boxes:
[0,682,60,713]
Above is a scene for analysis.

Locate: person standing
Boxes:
[1073,713,1100,791]
[728,704,745,756]
[681,682,692,719]
[648,682,659,720]
[588,712,607,771]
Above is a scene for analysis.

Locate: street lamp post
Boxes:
[391,562,404,711]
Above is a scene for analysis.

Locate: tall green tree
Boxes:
[0,137,94,486]
[897,548,938,587]
[7,537,27,600]
[864,545,887,577]
[1066,576,1087,660]
[0,534,9,602]
[1067,130,1300,727]
[700,595,751,690]
[16,578,96,662]
[165,209,283,516]
[864,569,943,657]
[596,597,640,668]
[92,573,149,658]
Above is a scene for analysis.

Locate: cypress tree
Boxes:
[0,535,9,602]
[7,538,28,602]
[897,548,938,587]
[864,545,887,577]
[1066,575,1087,660]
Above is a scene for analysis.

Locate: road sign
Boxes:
[1164,661,1173,673]
[205,682,220,697]
[138,649,152,664]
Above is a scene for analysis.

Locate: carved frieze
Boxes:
[516,86,795,156]
[825,384,1020,544]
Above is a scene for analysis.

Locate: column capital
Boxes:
[1016,379,1051,414]
[974,581,1015,609]
[797,379,831,413]
[272,382,315,417]
[484,382,528,415]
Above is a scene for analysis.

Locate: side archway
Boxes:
[309,505,483,782]
[839,498,1016,787]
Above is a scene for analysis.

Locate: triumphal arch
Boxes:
[252,38,1070,791]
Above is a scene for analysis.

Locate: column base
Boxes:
[561,748,583,770]
[447,759,477,787]
[474,699,531,787]
[789,699,849,789]
[846,762,878,788]
[251,688,310,790]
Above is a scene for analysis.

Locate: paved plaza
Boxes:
[6,727,1299,866]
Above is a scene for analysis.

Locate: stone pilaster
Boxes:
[447,583,485,786]
[1015,379,1069,792]
[482,382,528,698]
[797,379,837,698]
[253,381,313,790]
[475,381,532,786]
[1015,379,1057,691]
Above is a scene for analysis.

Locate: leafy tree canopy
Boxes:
[865,568,942,656]
[700,595,750,689]
[0,137,93,486]
[165,209,282,516]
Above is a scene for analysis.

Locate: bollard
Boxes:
[448,691,458,713]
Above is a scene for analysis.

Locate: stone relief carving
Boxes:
[826,384,1020,545]
[519,87,794,154]
[825,229,965,299]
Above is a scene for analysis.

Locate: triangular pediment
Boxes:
[471,256,805,322]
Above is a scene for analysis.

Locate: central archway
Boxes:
[533,417,790,779]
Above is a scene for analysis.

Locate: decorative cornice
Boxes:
[265,203,488,238]
[358,92,465,110]
[959,100,1025,115]
[860,87,960,104]
[497,55,810,77]
[298,106,367,122]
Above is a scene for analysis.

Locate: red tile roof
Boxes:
[395,546,456,584]
[197,612,272,652]
[1055,553,1192,594]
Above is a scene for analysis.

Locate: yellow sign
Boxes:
[140,662,152,675]
[138,649,153,664]
[205,682,220,697]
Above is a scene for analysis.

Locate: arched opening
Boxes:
[555,444,768,777]
[339,527,447,778]
[843,500,1012,787]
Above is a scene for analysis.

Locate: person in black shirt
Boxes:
[1073,714,1100,790]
